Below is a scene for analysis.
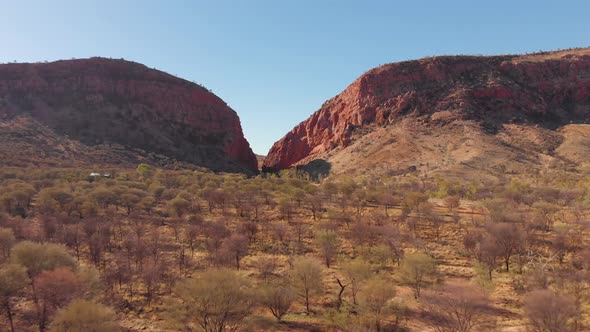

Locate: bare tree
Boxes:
[169,269,252,332]
[555,269,590,331]
[463,230,484,261]
[62,224,83,261]
[272,222,289,251]
[258,282,296,321]
[423,284,492,332]
[524,289,576,332]
[254,255,278,279]
[486,222,524,272]
[35,268,81,332]
[141,260,162,307]
[479,236,501,280]
[551,230,572,265]
[531,201,560,231]
[444,196,461,214]
[379,225,405,266]
[219,234,249,270]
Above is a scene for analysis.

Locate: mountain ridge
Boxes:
[263,47,590,176]
[0,57,258,173]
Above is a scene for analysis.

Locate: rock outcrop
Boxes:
[263,48,590,172]
[0,57,258,173]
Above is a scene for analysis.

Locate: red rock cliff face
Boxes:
[0,58,258,173]
[263,49,590,170]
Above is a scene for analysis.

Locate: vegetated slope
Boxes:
[255,154,266,170]
[0,57,258,173]
[263,48,590,178]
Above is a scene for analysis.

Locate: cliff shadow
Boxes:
[295,159,332,181]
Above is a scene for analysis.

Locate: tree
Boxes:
[37,188,74,215]
[40,216,59,241]
[258,282,296,321]
[10,241,77,279]
[35,268,81,331]
[219,234,249,270]
[423,284,491,332]
[351,189,367,217]
[183,223,200,257]
[201,187,227,213]
[149,184,166,203]
[91,188,116,209]
[254,255,278,280]
[104,254,132,296]
[271,222,289,250]
[333,276,351,312]
[429,212,445,239]
[341,259,372,305]
[87,233,104,267]
[63,224,83,261]
[350,222,380,253]
[404,192,429,216]
[316,230,340,268]
[239,220,259,244]
[0,184,35,217]
[463,230,484,261]
[486,223,524,272]
[552,230,572,264]
[136,163,153,179]
[291,219,308,249]
[169,269,251,332]
[400,252,437,299]
[479,236,501,280]
[76,265,103,300]
[0,228,15,261]
[358,276,401,332]
[380,225,405,266]
[555,269,590,331]
[278,197,294,220]
[444,195,461,213]
[49,299,120,332]
[118,188,146,215]
[305,191,325,221]
[484,198,518,224]
[167,196,191,218]
[377,191,399,217]
[10,241,77,329]
[291,256,323,314]
[524,289,576,332]
[532,201,560,231]
[140,261,162,307]
[0,264,30,332]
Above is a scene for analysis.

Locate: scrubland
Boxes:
[0,165,588,331]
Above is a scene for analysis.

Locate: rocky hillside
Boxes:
[0,58,258,173]
[263,48,590,177]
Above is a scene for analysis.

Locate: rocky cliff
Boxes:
[263,48,590,175]
[0,57,258,173]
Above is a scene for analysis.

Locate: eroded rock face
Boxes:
[263,49,590,170]
[0,57,258,173]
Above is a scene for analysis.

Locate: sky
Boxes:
[1,1,589,154]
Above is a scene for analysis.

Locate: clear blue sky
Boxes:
[1,1,589,154]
